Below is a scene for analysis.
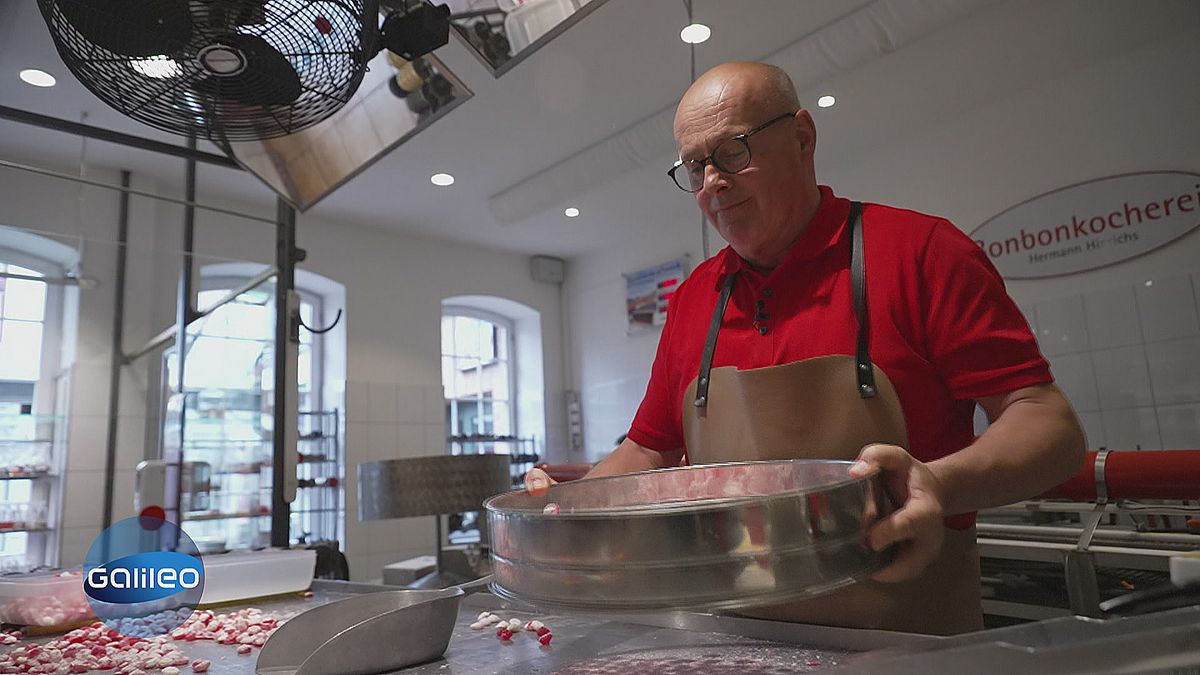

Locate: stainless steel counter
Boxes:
[14,580,1200,674]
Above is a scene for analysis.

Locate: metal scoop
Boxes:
[256,576,493,675]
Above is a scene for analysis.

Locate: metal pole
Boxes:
[170,136,199,545]
[975,523,1200,548]
[272,197,301,547]
[0,105,239,169]
[122,266,278,363]
[0,158,276,226]
[102,170,131,529]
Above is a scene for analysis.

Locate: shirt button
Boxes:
[758,325,769,336]
[762,288,773,297]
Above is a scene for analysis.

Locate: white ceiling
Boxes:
[0,0,1155,259]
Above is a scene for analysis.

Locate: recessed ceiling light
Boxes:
[19,69,55,87]
[679,23,711,45]
[564,207,580,218]
[430,173,455,186]
[131,57,182,79]
[817,95,836,108]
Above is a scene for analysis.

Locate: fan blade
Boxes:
[191,34,302,107]
[57,0,192,57]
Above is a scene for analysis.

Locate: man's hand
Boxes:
[523,467,556,496]
[848,444,947,583]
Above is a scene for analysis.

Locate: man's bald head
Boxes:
[671,62,821,272]
[675,62,800,133]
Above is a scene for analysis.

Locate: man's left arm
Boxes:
[928,382,1086,516]
[851,383,1085,582]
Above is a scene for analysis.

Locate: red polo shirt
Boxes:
[627,186,1052,523]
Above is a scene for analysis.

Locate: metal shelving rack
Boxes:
[292,410,343,547]
[174,393,343,553]
[444,435,537,545]
[446,435,537,488]
[0,413,58,572]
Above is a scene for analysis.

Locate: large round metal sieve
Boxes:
[484,459,896,612]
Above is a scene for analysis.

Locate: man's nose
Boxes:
[700,163,729,195]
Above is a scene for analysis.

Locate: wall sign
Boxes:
[624,257,686,335]
[970,171,1200,279]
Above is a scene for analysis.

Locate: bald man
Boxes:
[526,62,1084,634]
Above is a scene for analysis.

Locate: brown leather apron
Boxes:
[681,202,983,635]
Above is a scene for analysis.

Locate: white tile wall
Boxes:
[65,415,107,472]
[972,404,989,435]
[423,385,445,427]
[1036,273,1200,451]
[1092,346,1155,410]
[367,423,398,462]
[1158,404,1200,449]
[60,470,105,529]
[1075,411,1105,450]
[1101,407,1162,450]
[346,381,369,422]
[1136,276,1200,342]
[393,422,421,456]
[1035,295,1090,356]
[368,383,397,423]
[1083,286,1141,349]
[59,526,98,568]
[1146,337,1200,405]
[396,385,424,424]
[1047,352,1100,412]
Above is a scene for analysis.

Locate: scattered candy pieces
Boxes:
[542,503,561,515]
[537,632,553,646]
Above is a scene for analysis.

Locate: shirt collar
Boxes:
[717,185,851,280]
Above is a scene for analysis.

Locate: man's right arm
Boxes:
[585,438,683,478]
[525,438,683,494]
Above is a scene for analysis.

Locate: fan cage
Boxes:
[38,0,379,141]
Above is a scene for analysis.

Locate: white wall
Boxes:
[567,0,1200,460]
[0,153,568,581]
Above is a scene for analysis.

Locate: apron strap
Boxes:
[693,271,738,409]
[692,201,875,407]
[850,201,877,398]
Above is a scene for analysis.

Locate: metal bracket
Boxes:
[1067,449,1111,618]
[1076,449,1111,552]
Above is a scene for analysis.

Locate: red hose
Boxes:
[1040,450,1200,501]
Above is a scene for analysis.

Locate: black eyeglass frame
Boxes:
[667,111,799,193]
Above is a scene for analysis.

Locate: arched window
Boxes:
[164,268,345,552]
[441,308,515,446]
[0,229,76,573]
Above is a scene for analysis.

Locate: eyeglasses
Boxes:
[667,111,797,193]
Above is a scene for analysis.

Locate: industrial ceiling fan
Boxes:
[37,0,452,142]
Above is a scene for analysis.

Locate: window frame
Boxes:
[441,305,517,439]
[0,246,65,410]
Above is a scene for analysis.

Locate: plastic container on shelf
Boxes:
[0,569,94,627]
[198,548,315,605]
[504,0,579,53]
